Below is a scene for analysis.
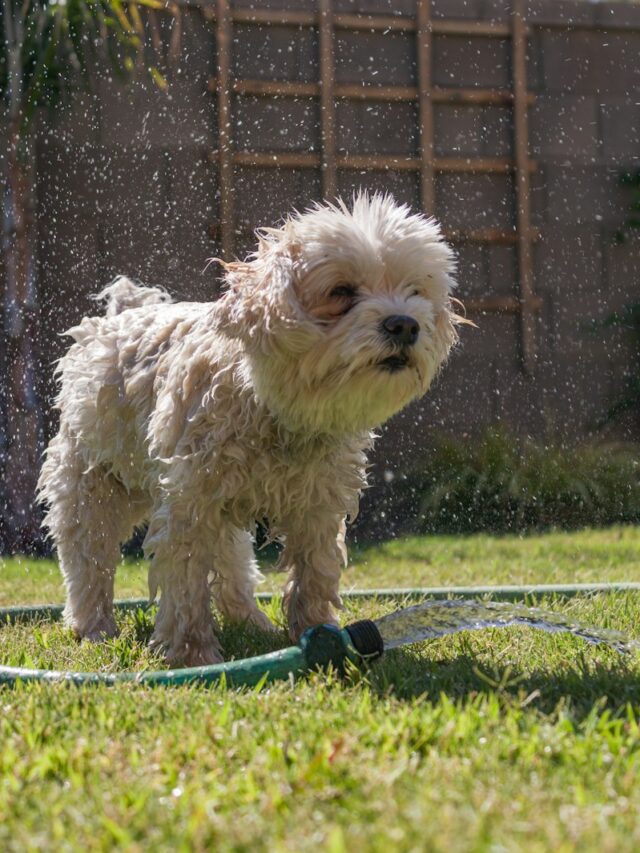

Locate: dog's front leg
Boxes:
[281,513,347,642]
[145,502,223,667]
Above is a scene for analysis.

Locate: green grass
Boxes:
[3,524,640,606]
[1,526,640,851]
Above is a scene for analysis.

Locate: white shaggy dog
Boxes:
[38,194,460,666]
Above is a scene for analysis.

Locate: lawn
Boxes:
[1,525,639,851]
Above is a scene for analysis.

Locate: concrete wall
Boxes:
[28,0,640,534]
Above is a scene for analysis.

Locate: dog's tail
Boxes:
[94,276,172,318]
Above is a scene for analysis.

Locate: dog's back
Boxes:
[42,277,205,490]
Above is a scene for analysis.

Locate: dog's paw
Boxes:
[285,590,340,643]
[73,616,119,642]
[156,637,225,668]
[219,602,279,633]
[173,644,224,668]
[245,608,279,633]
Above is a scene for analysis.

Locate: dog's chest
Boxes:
[222,438,360,529]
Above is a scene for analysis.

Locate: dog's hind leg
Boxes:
[210,526,276,632]
[39,433,147,640]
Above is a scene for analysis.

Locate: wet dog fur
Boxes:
[38,194,460,666]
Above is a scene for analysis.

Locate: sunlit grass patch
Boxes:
[2,524,640,607]
[1,527,639,851]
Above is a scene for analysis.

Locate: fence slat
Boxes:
[215,7,517,37]
[512,0,537,373]
[465,295,543,315]
[319,0,337,199]
[229,151,536,174]
[416,0,435,215]
[209,77,536,106]
[209,221,540,247]
[445,227,541,245]
[215,0,234,260]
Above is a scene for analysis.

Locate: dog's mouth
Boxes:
[378,353,410,373]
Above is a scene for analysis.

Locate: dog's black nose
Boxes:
[381,315,420,346]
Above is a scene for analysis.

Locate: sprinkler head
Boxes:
[298,621,384,676]
[345,619,384,661]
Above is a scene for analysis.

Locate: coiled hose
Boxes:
[1,583,637,688]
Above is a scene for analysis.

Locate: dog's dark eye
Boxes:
[330,284,357,300]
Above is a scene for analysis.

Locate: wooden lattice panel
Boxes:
[206,0,540,372]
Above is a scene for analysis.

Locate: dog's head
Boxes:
[216,193,462,435]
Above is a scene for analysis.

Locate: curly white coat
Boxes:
[38,194,459,665]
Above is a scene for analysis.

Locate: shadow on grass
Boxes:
[209,619,640,721]
[367,646,640,718]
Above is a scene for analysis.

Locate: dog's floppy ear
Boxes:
[212,230,304,352]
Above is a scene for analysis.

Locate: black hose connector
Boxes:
[345,619,384,661]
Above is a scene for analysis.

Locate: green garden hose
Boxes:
[0,622,378,688]
[1,584,638,688]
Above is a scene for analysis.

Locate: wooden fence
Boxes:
[2,0,640,549]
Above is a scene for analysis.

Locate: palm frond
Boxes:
[2,0,172,142]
